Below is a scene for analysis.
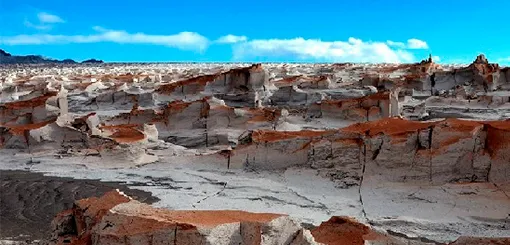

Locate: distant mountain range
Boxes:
[0,49,104,64]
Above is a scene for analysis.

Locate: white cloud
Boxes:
[38,12,65,23]
[23,19,51,31]
[406,38,428,49]
[232,37,417,63]
[24,12,65,30]
[386,40,406,49]
[0,26,209,51]
[432,55,441,62]
[216,34,248,44]
[92,26,108,32]
[387,39,429,50]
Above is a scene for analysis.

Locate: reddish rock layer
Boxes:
[99,124,146,143]
[310,216,385,245]
[341,117,434,136]
[1,91,57,110]
[4,118,57,136]
[251,129,335,143]
[157,74,218,94]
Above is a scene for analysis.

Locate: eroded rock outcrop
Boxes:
[310,216,412,245]
[50,190,318,245]
[273,75,331,88]
[1,101,157,165]
[157,64,270,108]
[0,91,60,124]
[307,92,392,122]
[228,117,510,186]
[102,97,284,148]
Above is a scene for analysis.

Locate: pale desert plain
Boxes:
[0,51,509,245]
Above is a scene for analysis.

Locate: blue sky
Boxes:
[0,0,509,64]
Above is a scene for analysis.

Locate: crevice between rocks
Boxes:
[483,125,492,182]
[173,226,177,245]
[428,126,434,182]
[191,182,227,208]
[371,140,382,161]
[358,137,369,224]
[493,183,510,200]
[386,229,445,245]
[410,129,425,177]
[471,136,478,181]
[430,73,436,95]
[287,187,329,211]
[246,195,326,210]
[287,229,302,245]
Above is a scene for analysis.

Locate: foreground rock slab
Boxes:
[49,191,509,245]
[50,190,315,245]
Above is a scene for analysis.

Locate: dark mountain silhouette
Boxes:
[0,49,103,64]
[82,59,104,64]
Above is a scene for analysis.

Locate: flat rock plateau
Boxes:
[1,54,509,245]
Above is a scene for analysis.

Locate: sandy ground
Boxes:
[0,170,158,243]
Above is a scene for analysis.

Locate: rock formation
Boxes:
[1,55,510,244]
[50,190,317,245]
[157,64,269,107]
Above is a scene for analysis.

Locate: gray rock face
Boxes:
[270,86,312,106]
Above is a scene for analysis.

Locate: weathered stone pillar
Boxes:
[389,87,401,117]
